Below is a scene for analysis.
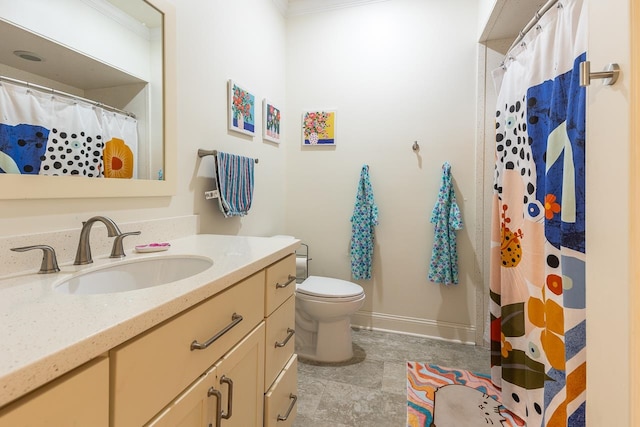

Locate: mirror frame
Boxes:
[0,0,176,199]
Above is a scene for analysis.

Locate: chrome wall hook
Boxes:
[412,141,420,152]
[579,61,620,87]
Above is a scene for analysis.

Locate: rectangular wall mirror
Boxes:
[0,0,176,199]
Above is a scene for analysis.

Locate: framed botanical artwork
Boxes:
[263,99,282,143]
[302,110,336,145]
[228,80,255,136]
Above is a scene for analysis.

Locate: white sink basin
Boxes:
[55,255,214,295]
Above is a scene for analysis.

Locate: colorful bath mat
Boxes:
[407,362,525,426]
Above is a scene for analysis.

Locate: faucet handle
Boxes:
[11,245,60,274]
[110,231,141,259]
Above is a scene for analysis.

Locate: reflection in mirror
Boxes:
[0,0,163,181]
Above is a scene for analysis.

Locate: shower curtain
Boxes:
[0,80,137,178]
[490,0,586,426]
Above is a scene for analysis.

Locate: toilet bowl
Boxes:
[295,275,365,363]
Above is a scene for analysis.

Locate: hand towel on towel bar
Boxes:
[428,162,463,285]
[214,151,255,217]
[350,164,378,280]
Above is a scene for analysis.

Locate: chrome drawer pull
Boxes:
[275,328,295,348]
[275,275,296,289]
[191,313,243,350]
[277,393,298,421]
[220,375,234,420]
[207,387,222,427]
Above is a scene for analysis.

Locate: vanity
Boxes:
[0,234,299,427]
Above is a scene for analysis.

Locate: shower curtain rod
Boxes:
[503,0,560,60]
[0,75,136,119]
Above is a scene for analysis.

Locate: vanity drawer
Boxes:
[110,271,265,427]
[264,354,298,427]
[264,295,295,391]
[265,253,296,317]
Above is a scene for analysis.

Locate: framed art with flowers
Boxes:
[263,99,282,143]
[302,110,336,145]
[228,80,255,136]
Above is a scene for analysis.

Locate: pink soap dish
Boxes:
[134,242,171,253]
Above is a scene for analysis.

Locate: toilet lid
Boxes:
[297,276,364,298]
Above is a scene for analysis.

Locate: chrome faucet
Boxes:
[74,216,122,265]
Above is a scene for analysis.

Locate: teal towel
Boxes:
[350,165,378,280]
[428,162,463,285]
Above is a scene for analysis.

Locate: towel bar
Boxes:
[197,149,258,163]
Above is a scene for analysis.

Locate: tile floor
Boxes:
[292,327,490,427]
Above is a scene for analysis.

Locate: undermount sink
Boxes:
[55,255,214,295]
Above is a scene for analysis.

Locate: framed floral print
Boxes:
[263,99,281,143]
[228,80,256,136]
[302,110,336,145]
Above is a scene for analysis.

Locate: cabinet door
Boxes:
[146,367,218,427]
[215,322,266,427]
[0,357,108,427]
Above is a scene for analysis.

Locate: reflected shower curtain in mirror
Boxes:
[0,80,137,178]
[490,0,586,425]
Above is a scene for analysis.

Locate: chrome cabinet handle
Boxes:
[275,275,296,289]
[277,393,298,421]
[207,387,222,427]
[275,328,295,348]
[220,375,234,420]
[191,313,243,350]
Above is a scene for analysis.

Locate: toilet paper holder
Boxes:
[296,243,311,282]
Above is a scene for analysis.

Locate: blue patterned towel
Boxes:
[428,162,463,285]
[350,165,378,280]
[215,152,255,217]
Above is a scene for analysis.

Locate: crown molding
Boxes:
[272,0,288,16]
[286,0,390,17]
[81,0,153,40]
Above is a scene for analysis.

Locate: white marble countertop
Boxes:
[0,234,299,408]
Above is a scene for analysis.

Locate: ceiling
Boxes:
[284,0,546,45]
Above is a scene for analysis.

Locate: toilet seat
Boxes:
[296,276,364,302]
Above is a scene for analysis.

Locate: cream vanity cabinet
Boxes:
[110,270,266,426]
[0,251,298,427]
[111,252,298,426]
[263,254,298,427]
[0,356,109,427]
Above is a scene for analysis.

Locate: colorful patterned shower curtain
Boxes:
[490,0,587,425]
[0,80,137,178]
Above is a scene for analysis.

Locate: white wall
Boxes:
[176,0,288,237]
[285,0,481,342]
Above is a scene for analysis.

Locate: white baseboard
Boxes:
[351,310,477,345]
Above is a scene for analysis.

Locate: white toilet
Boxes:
[295,275,365,363]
